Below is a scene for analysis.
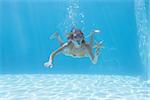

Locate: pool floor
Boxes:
[0,74,150,100]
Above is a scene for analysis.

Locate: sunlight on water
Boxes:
[135,0,150,81]
[0,74,150,100]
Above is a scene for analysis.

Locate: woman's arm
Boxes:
[44,42,71,68]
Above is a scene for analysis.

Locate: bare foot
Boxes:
[49,32,58,40]
[93,29,101,33]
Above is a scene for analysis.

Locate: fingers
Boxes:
[97,41,104,48]
[95,41,103,56]
[96,47,100,56]
[99,40,103,45]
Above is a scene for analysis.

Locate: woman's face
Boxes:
[72,32,84,45]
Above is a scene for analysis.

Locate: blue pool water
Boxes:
[0,0,150,99]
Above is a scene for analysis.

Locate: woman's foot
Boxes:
[50,32,58,40]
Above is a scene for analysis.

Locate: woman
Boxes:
[44,28,103,68]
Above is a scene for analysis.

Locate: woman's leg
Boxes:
[50,32,64,46]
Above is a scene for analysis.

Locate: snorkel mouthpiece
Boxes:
[77,41,81,45]
[72,40,81,47]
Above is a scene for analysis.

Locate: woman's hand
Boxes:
[44,60,53,68]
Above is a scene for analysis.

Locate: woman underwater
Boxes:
[44,27,103,68]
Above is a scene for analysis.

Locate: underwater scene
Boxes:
[0,0,150,99]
